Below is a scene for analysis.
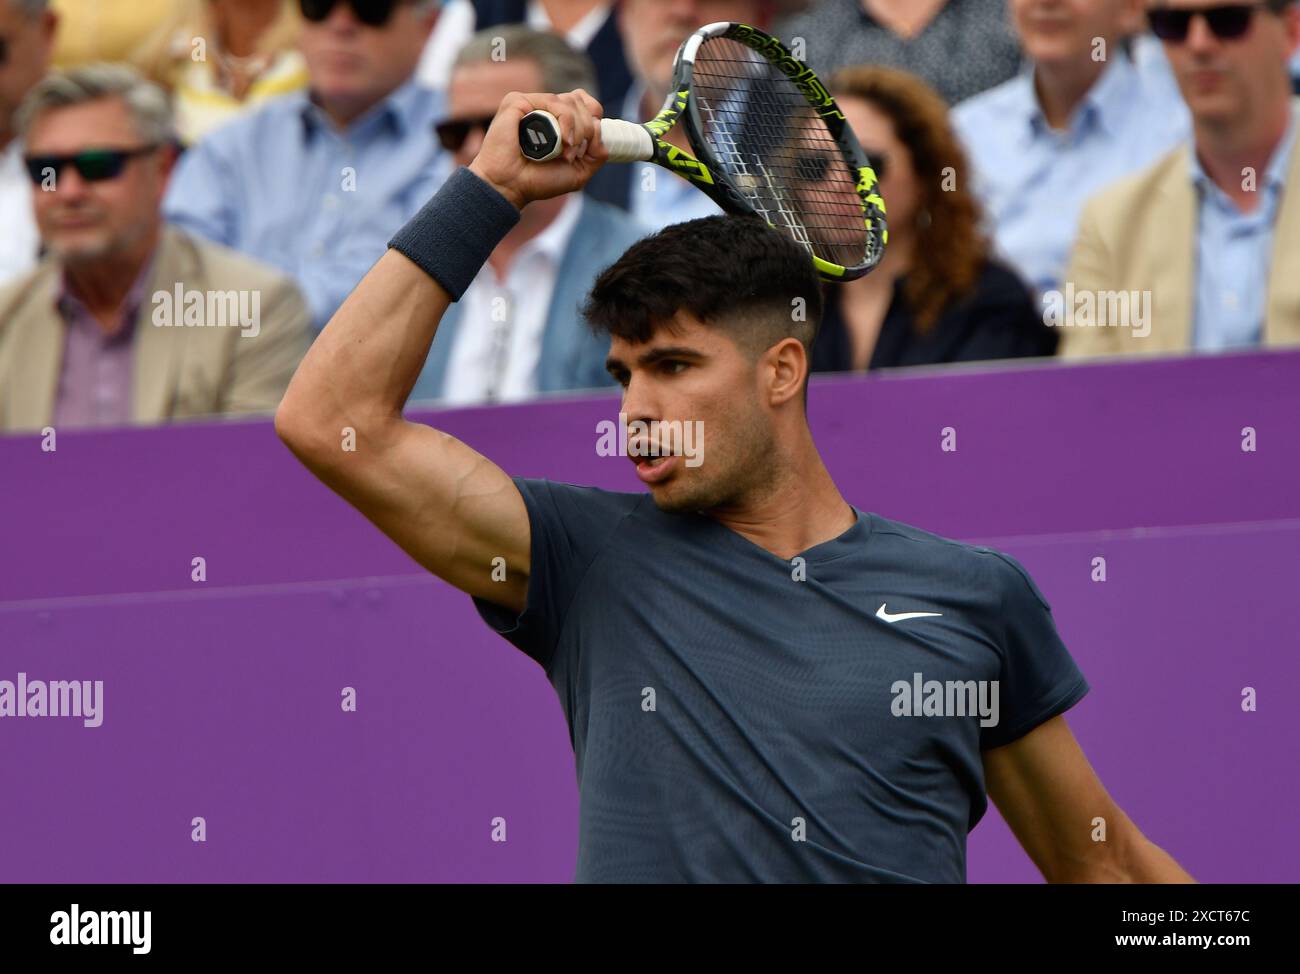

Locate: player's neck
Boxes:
[706,433,855,561]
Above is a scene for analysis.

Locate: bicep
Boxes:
[306,420,532,615]
[983,715,1124,882]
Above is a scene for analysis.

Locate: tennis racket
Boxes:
[516,21,887,282]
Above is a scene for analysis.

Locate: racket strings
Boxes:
[691,38,870,269]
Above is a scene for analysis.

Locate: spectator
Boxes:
[953,1,1189,299]
[421,1,632,110]
[164,0,447,331]
[585,0,777,230]
[774,0,1022,106]
[0,0,57,287]
[410,25,647,402]
[1061,0,1300,358]
[134,0,310,145]
[810,66,1054,372]
[0,65,310,432]
[50,0,184,66]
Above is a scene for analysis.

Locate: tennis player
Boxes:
[276,88,1193,883]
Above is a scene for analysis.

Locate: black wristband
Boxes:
[387,166,521,301]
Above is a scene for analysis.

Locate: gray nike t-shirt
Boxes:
[475,478,1089,883]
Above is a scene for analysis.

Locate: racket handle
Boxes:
[518,110,654,165]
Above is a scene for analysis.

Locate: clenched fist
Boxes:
[467,88,608,210]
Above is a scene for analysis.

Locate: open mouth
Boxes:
[631,452,677,484]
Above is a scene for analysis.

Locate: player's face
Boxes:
[605,311,778,514]
[1155,0,1300,126]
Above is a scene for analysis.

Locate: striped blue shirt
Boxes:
[164,81,449,331]
[953,52,1189,297]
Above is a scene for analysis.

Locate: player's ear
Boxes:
[765,336,808,408]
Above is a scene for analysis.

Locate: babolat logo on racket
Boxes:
[518,114,560,161]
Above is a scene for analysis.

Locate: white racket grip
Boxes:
[600,118,655,163]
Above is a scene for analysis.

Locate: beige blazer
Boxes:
[0,225,310,432]
[1060,126,1300,359]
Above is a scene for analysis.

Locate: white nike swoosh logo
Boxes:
[876,604,943,623]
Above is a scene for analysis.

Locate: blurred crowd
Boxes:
[1,0,1298,432]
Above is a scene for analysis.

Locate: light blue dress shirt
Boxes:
[1189,105,1298,351]
[164,80,449,331]
[953,52,1190,296]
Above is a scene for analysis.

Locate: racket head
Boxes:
[662,22,887,283]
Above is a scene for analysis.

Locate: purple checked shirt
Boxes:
[52,254,155,430]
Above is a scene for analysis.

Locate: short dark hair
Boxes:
[582,215,824,360]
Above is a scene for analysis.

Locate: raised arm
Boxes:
[274,89,608,615]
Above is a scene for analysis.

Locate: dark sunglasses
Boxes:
[1147,3,1268,42]
[23,146,159,186]
[434,115,495,153]
[299,0,412,27]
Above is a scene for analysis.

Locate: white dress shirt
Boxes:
[442,193,585,404]
[0,139,39,288]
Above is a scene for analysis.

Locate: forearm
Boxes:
[1115,834,1196,884]
[1055,822,1196,884]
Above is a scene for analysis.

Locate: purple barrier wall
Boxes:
[3,350,1298,883]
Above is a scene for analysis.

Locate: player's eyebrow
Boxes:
[605,346,706,375]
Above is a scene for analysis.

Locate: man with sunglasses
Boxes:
[953,1,1190,300]
[164,0,448,332]
[1063,0,1300,356]
[0,0,57,288]
[0,64,311,432]
[409,25,647,403]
